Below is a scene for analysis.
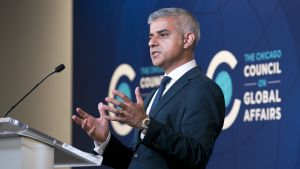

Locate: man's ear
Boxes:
[183,33,195,49]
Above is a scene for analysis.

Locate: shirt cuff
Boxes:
[93,132,111,155]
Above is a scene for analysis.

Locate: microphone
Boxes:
[3,64,65,118]
[55,64,65,73]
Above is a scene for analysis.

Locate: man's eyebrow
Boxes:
[157,29,169,34]
[149,29,169,36]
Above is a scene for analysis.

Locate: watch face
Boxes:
[145,119,150,125]
[142,118,150,129]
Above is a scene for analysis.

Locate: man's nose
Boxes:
[148,37,158,47]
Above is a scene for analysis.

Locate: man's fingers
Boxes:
[135,87,143,104]
[87,126,96,137]
[72,115,83,125]
[105,97,127,110]
[112,90,130,103]
[81,119,89,131]
[102,104,125,116]
[76,107,90,119]
[98,102,111,119]
[98,102,105,116]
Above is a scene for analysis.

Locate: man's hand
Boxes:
[72,102,109,143]
[103,87,147,129]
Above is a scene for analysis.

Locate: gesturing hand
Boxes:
[103,87,147,129]
[72,102,109,143]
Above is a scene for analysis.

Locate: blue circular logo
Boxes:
[116,82,132,104]
[215,71,233,108]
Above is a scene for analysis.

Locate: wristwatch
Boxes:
[141,116,150,135]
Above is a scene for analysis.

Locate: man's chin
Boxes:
[152,61,162,68]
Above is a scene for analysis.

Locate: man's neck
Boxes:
[164,57,194,74]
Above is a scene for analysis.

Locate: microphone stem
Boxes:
[3,71,56,118]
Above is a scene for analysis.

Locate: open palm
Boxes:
[72,102,109,143]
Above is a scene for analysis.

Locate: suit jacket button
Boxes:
[152,143,160,149]
[133,152,139,158]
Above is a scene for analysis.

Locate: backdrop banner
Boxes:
[73,1,300,169]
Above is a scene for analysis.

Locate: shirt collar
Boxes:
[165,59,197,81]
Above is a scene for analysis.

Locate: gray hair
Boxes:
[148,7,200,46]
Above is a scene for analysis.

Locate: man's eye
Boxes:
[160,33,168,38]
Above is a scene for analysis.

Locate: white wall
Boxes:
[0,0,72,168]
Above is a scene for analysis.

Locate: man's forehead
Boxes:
[149,17,176,33]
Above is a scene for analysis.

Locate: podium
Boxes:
[0,117,102,169]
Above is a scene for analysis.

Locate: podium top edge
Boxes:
[0,117,102,167]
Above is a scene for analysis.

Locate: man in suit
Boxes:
[72,7,225,169]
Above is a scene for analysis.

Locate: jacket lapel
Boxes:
[149,66,201,118]
[144,90,156,109]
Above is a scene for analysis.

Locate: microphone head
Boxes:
[55,64,65,73]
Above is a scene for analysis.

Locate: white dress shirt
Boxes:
[145,59,197,114]
[94,59,197,155]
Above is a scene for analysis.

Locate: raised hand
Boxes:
[72,102,109,143]
[103,87,147,129]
